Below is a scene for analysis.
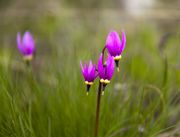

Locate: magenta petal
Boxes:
[17,31,35,56]
[88,60,93,74]
[98,54,105,79]
[106,31,121,56]
[121,31,126,52]
[106,55,115,80]
[80,61,85,75]
[80,61,97,82]
[22,31,35,55]
[106,30,126,56]
[89,64,96,81]
[84,64,89,80]
[98,53,115,80]
[88,61,93,81]
[17,32,24,54]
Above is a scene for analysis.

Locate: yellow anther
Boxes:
[100,79,110,84]
[117,67,120,72]
[23,55,33,61]
[114,55,122,61]
[85,81,93,85]
[86,92,89,96]
[101,91,104,95]
[100,79,105,83]
[88,82,93,85]
[104,79,110,84]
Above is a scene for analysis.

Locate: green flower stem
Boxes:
[94,81,102,137]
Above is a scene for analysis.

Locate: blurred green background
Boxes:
[0,0,180,137]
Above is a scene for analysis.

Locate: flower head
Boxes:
[80,61,97,92]
[17,31,35,61]
[98,53,115,91]
[105,31,126,70]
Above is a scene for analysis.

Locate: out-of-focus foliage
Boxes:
[0,0,180,137]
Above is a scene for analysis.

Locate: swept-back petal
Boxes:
[106,55,115,80]
[17,33,24,54]
[80,61,97,82]
[22,31,35,55]
[89,64,96,81]
[88,60,93,74]
[80,61,84,73]
[121,31,126,52]
[98,54,105,79]
[80,62,87,80]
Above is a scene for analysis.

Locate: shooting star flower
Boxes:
[17,31,35,61]
[105,31,126,71]
[98,53,115,94]
[80,61,97,94]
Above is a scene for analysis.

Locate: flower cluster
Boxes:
[80,30,126,94]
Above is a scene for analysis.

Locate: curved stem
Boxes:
[95,73,99,79]
[94,81,102,137]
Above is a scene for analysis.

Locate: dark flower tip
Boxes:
[86,84,91,93]
[114,60,120,72]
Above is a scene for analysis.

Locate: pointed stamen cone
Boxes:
[117,67,120,72]
[25,60,30,67]
[115,60,119,68]
[86,84,91,92]
[24,55,33,67]
[115,60,119,71]
[101,91,104,95]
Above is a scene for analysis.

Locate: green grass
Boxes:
[0,18,180,137]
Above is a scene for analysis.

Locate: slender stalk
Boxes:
[94,81,102,137]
